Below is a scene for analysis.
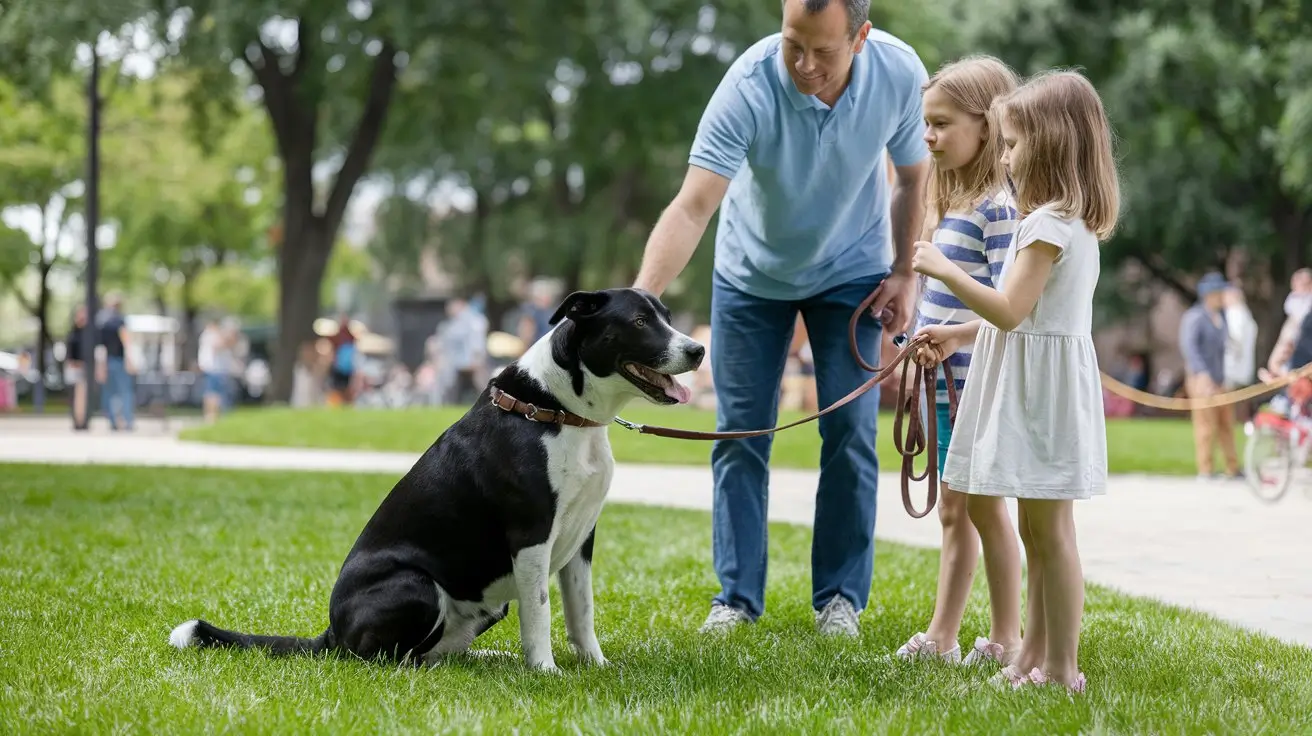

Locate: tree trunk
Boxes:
[247,27,399,402]
[466,190,493,298]
[31,258,53,412]
[270,215,332,401]
[176,274,197,371]
[486,297,514,336]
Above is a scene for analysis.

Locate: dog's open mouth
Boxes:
[622,362,691,405]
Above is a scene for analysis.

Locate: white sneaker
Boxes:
[895,632,961,662]
[698,603,751,633]
[815,596,860,637]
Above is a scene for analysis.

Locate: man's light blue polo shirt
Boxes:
[689,30,931,301]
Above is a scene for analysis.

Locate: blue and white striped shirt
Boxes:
[913,190,1020,403]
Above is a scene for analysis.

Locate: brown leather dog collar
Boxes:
[489,386,607,428]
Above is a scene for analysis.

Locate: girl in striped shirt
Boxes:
[895,55,1024,668]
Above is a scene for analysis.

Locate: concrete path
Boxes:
[1,415,1309,649]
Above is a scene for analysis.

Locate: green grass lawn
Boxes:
[2,463,1308,734]
[180,404,1243,476]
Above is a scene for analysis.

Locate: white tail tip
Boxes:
[169,620,199,649]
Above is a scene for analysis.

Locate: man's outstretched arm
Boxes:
[636,64,754,296]
[632,166,730,296]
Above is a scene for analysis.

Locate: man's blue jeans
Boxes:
[710,270,885,619]
[101,357,135,430]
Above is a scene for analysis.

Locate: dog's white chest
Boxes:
[542,429,614,573]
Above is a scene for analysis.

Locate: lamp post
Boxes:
[77,41,101,429]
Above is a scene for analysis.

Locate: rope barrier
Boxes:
[1098,364,1312,412]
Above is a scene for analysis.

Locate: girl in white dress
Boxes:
[909,69,1121,694]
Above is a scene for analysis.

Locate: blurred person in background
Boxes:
[96,292,135,432]
[437,297,488,405]
[1262,268,1312,382]
[1221,285,1258,421]
[292,338,330,408]
[1178,272,1240,480]
[197,317,235,423]
[517,278,558,347]
[327,313,358,407]
[65,304,90,430]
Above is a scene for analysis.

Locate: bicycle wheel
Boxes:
[1245,422,1294,503]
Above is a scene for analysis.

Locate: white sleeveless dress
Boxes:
[941,205,1108,500]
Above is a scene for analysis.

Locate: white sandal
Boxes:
[961,636,1009,666]
[895,632,961,663]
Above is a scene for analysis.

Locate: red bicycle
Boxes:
[1243,377,1312,502]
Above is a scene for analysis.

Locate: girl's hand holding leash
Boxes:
[912,324,964,367]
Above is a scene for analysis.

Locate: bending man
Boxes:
[632,0,931,635]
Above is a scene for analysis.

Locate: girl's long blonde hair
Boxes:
[991,69,1122,241]
[923,55,1020,223]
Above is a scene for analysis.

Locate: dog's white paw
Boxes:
[529,659,561,674]
[575,647,609,667]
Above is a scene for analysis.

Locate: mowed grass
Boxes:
[2,464,1309,734]
[180,404,1240,476]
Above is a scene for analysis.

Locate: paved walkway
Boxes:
[1,416,1309,648]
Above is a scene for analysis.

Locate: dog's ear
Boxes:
[549,290,610,325]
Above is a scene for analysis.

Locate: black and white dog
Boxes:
[169,288,704,672]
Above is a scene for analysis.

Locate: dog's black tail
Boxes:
[168,618,333,656]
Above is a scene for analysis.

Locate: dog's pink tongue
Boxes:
[665,380,692,404]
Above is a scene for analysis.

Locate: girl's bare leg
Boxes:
[966,494,1023,659]
[923,486,979,647]
[1026,498,1084,686]
[1010,501,1045,674]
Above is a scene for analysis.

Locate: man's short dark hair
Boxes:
[796,0,870,38]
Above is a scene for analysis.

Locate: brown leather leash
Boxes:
[611,286,958,519]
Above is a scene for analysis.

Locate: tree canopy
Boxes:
[3,0,1309,384]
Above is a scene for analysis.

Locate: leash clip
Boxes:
[613,416,644,432]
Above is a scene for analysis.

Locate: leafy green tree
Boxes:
[0,75,86,383]
[426,0,956,322]
[367,186,437,296]
[99,67,278,359]
[5,0,462,398]
[142,0,478,399]
[948,0,1312,358]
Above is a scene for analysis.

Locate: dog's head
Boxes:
[548,288,704,405]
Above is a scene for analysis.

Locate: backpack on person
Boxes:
[334,342,357,375]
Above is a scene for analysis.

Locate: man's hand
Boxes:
[868,270,918,336]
